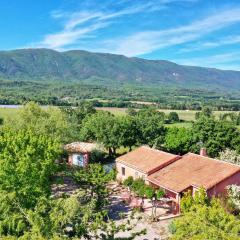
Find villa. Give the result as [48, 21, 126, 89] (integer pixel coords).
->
[116, 146, 181, 182]
[116, 146, 240, 213]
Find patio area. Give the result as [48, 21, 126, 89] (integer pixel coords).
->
[107, 182, 180, 239]
[108, 182, 179, 220]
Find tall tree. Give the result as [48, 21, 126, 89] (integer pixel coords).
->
[164, 127, 193, 154]
[80, 111, 120, 156]
[7, 102, 71, 143]
[0, 128, 61, 236]
[168, 112, 180, 123]
[136, 108, 166, 148]
[195, 107, 213, 120]
[117, 116, 140, 150]
[219, 148, 240, 165]
[191, 116, 239, 157]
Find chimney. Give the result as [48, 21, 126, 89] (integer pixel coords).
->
[200, 148, 207, 157]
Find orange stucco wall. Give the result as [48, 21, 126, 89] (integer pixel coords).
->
[116, 162, 147, 183]
[207, 171, 240, 197]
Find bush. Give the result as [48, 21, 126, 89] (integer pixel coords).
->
[123, 176, 134, 187]
[180, 191, 194, 213]
[124, 178, 163, 200]
[227, 185, 240, 213]
[180, 188, 208, 213]
[168, 221, 177, 234]
[156, 189, 165, 200]
[171, 198, 240, 239]
[131, 178, 145, 196]
[90, 150, 106, 163]
[144, 185, 155, 199]
[168, 112, 180, 123]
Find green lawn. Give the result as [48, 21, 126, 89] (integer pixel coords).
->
[0, 108, 20, 121]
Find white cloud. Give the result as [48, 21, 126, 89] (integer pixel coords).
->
[174, 52, 240, 69]
[34, 1, 168, 49]
[180, 35, 240, 52]
[32, 0, 240, 61]
[33, 0, 195, 50]
[103, 7, 240, 56]
[38, 22, 110, 49]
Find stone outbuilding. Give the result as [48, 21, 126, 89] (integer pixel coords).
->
[64, 142, 98, 167]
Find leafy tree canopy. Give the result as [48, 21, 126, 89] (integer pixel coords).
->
[165, 127, 193, 154]
[192, 116, 239, 157]
[6, 102, 72, 143]
[171, 188, 240, 240]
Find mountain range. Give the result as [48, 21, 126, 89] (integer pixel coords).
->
[0, 48, 240, 92]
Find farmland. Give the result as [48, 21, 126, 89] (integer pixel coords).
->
[96, 107, 238, 121]
[0, 107, 20, 121]
[1, 106, 239, 129]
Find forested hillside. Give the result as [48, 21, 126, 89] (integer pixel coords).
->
[0, 48, 240, 109]
[1, 48, 240, 90]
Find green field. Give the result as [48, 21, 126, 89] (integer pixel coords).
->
[0, 107, 239, 129]
[96, 107, 239, 121]
[0, 108, 20, 121]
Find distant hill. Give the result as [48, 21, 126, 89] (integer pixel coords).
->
[0, 48, 240, 91]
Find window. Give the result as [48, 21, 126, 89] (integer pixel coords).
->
[142, 175, 145, 180]
[122, 167, 125, 176]
[135, 171, 138, 178]
[73, 154, 84, 167]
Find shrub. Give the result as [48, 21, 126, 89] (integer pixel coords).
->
[180, 188, 208, 213]
[156, 189, 165, 200]
[123, 176, 134, 187]
[227, 185, 240, 213]
[168, 112, 180, 123]
[131, 178, 145, 196]
[168, 221, 177, 234]
[90, 150, 107, 163]
[180, 191, 194, 213]
[144, 185, 155, 199]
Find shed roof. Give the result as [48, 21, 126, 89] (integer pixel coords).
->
[148, 153, 240, 193]
[64, 142, 98, 153]
[116, 146, 180, 174]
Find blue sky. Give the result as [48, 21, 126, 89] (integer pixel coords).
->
[1, 0, 240, 70]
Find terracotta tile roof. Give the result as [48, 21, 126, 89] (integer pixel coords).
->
[64, 142, 98, 153]
[116, 146, 180, 174]
[148, 153, 240, 193]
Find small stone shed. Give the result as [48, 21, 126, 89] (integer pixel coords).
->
[64, 142, 98, 167]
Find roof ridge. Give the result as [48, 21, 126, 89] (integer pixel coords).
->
[142, 145, 177, 156]
[186, 152, 240, 169]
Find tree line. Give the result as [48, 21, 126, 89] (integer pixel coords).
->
[2, 102, 239, 158]
[74, 105, 240, 158]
